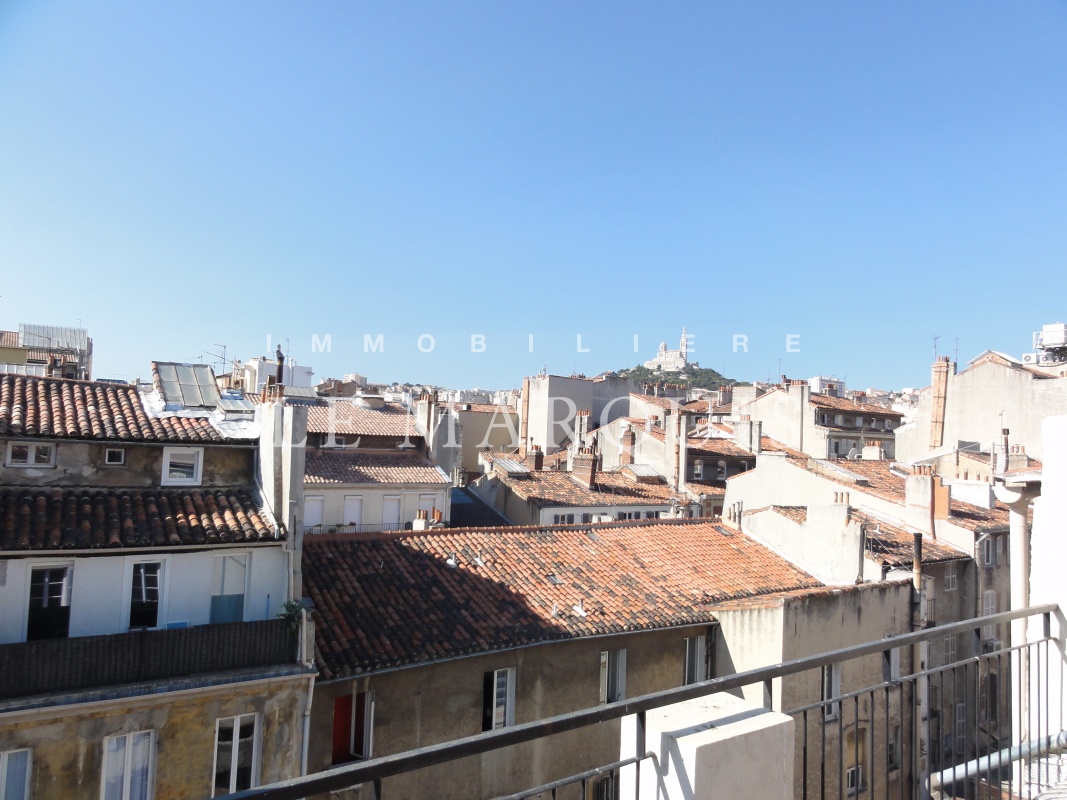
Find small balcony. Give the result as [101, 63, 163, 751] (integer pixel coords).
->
[0, 619, 298, 701]
[303, 522, 407, 535]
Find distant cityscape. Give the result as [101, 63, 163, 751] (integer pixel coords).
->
[0, 318, 1065, 799]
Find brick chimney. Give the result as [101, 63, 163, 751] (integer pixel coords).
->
[620, 426, 636, 465]
[928, 356, 952, 449]
[523, 444, 544, 471]
[571, 447, 598, 490]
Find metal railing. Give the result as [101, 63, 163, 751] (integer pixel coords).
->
[302, 522, 407, 535]
[222, 605, 1065, 800]
[0, 620, 298, 700]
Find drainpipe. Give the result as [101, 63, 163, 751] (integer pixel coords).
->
[913, 519, 929, 794]
[300, 606, 317, 778]
[993, 479, 1041, 788]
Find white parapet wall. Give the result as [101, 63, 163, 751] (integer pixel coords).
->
[620, 693, 794, 800]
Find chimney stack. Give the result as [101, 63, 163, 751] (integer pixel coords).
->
[571, 447, 597, 490]
[275, 346, 285, 386]
[928, 356, 952, 449]
[523, 444, 544, 471]
[620, 426, 636, 465]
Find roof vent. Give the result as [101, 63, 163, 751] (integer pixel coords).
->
[572, 599, 588, 617]
[445, 553, 458, 568]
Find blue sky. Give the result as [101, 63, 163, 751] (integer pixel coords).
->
[1, 2, 1065, 392]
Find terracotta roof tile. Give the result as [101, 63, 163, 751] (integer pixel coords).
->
[306, 400, 420, 438]
[495, 469, 677, 508]
[0, 487, 277, 551]
[0, 374, 223, 443]
[807, 392, 904, 418]
[305, 450, 449, 485]
[302, 519, 822, 679]
[850, 509, 967, 566]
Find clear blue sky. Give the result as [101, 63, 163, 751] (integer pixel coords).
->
[2, 2, 1065, 391]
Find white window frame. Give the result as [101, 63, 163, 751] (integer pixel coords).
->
[944, 562, 957, 592]
[485, 667, 516, 730]
[944, 633, 957, 664]
[0, 748, 32, 800]
[303, 495, 325, 531]
[691, 460, 704, 480]
[982, 537, 996, 567]
[955, 702, 967, 753]
[212, 713, 260, 796]
[342, 495, 364, 527]
[683, 634, 706, 685]
[5, 441, 55, 468]
[104, 447, 126, 467]
[348, 690, 375, 760]
[599, 648, 627, 704]
[845, 764, 865, 796]
[982, 590, 998, 640]
[126, 558, 167, 631]
[161, 446, 203, 487]
[101, 730, 155, 800]
[210, 553, 250, 624]
[25, 561, 74, 641]
[822, 664, 842, 721]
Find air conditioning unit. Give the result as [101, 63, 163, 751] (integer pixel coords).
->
[1038, 353, 1062, 365]
[1021, 353, 1038, 364]
[982, 638, 1003, 654]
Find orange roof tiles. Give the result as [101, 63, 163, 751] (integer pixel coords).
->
[0, 487, 276, 551]
[849, 509, 967, 566]
[302, 519, 822, 679]
[496, 469, 677, 508]
[306, 400, 420, 438]
[807, 393, 903, 417]
[305, 450, 449, 485]
[0, 374, 224, 443]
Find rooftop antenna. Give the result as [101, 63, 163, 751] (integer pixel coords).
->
[933, 335, 940, 360]
[206, 344, 228, 375]
[954, 338, 959, 365]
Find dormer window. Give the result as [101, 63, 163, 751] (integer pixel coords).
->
[6, 442, 55, 467]
[161, 447, 203, 486]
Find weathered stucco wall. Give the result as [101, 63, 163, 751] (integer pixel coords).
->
[307, 625, 708, 800]
[0, 675, 308, 800]
[0, 440, 254, 488]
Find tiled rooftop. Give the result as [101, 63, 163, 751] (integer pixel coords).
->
[494, 469, 677, 508]
[439, 403, 516, 415]
[0, 374, 224, 443]
[302, 518, 822, 679]
[305, 450, 450, 485]
[807, 392, 904, 417]
[0, 487, 276, 550]
[849, 509, 967, 566]
[306, 400, 420, 438]
[799, 458, 1012, 531]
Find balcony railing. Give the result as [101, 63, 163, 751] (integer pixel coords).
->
[0, 619, 298, 701]
[303, 522, 408, 535]
[221, 605, 1066, 800]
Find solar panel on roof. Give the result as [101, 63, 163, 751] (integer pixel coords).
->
[217, 396, 256, 413]
[155, 362, 224, 408]
[494, 459, 530, 474]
